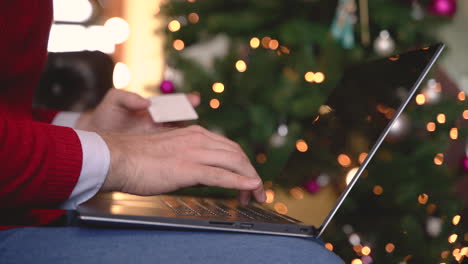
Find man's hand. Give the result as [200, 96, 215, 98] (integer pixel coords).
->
[99, 125, 266, 205]
[75, 89, 200, 133]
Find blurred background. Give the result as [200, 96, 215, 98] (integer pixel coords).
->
[37, 0, 467, 263]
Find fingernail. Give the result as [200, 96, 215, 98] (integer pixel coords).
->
[246, 178, 261, 188]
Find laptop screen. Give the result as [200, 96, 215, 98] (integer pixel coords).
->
[272, 44, 444, 229]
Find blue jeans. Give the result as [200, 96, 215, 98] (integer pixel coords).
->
[0, 226, 343, 263]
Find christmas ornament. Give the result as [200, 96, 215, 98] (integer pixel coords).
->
[373, 30, 395, 56]
[428, 0, 457, 17]
[160, 80, 175, 94]
[411, 1, 425, 20]
[330, 0, 357, 49]
[426, 217, 443, 237]
[270, 133, 287, 148]
[304, 179, 321, 193]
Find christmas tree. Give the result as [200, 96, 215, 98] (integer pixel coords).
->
[160, 0, 467, 263]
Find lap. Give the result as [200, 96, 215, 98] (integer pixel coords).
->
[0, 226, 343, 264]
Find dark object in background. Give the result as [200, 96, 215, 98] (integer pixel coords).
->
[34, 51, 114, 112]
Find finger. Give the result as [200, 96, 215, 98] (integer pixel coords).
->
[188, 165, 262, 191]
[186, 93, 200, 108]
[238, 190, 251, 205]
[252, 185, 266, 203]
[110, 89, 151, 111]
[184, 125, 243, 151]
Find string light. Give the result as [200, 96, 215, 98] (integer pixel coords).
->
[463, 110, 468, 119]
[188, 12, 199, 24]
[458, 91, 466, 101]
[353, 244, 363, 253]
[274, 202, 288, 214]
[168, 20, 181, 32]
[351, 259, 362, 264]
[452, 215, 461, 225]
[426, 203, 437, 214]
[434, 153, 444, 165]
[441, 250, 450, 258]
[436, 113, 446, 124]
[173, 39, 185, 50]
[450, 128, 458, 140]
[359, 153, 368, 164]
[104, 17, 130, 44]
[426, 122, 436, 132]
[448, 234, 458, 243]
[296, 139, 308, 152]
[113, 62, 131, 89]
[324, 243, 334, 251]
[261, 37, 271, 49]
[418, 193, 429, 204]
[305, 72, 315, 83]
[212, 82, 225, 93]
[209, 98, 220, 109]
[235, 60, 247, 72]
[256, 153, 267, 164]
[415, 94, 426, 105]
[314, 72, 325, 83]
[279, 46, 290, 54]
[346, 167, 359, 185]
[337, 154, 352, 167]
[361, 246, 371, 256]
[269, 39, 279, 50]
[385, 243, 395, 253]
[373, 185, 384, 195]
[250, 37, 260, 49]
[265, 189, 275, 203]
[290, 187, 304, 199]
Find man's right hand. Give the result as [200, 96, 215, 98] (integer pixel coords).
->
[99, 125, 266, 205]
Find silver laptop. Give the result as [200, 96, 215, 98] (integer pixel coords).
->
[77, 43, 445, 238]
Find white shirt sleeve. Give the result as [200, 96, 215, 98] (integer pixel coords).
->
[52, 112, 110, 210]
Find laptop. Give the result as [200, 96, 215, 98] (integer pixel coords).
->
[77, 43, 445, 238]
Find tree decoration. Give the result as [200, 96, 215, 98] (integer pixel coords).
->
[331, 0, 358, 49]
[373, 30, 395, 56]
[428, 0, 457, 17]
[304, 179, 321, 193]
[159, 80, 175, 94]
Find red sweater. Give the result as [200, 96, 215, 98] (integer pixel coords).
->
[0, 0, 82, 227]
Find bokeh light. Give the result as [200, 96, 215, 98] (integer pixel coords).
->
[385, 243, 395, 253]
[173, 39, 185, 50]
[269, 39, 279, 50]
[373, 185, 384, 195]
[296, 139, 308, 152]
[188, 12, 199, 23]
[434, 153, 444, 165]
[426, 122, 436, 132]
[212, 82, 225, 93]
[274, 202, 288, 214]
[265, 189, 275, 204]
[209, 98, 220, 109]
[168, 20, 181, 32]
[337, 154, 352, 167]
[305, 72, 315, 83]
[458, 91, 466, 101]
[450, 128, 458, 140]
[113, 62, 131, 89]
[250, 37, 260, 49]
[314, 72, 325, 83]
[415, 94, 426, 105]
[235, 60, 247, 72]
[418, 193, 429, 204]
[452, 215, 461, 225]
[436, 113, 446, 124]
[359, 153, 368, 164]
[448, 234, 458, 243]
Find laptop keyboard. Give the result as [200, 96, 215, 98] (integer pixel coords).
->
[161, 197, 283, 222]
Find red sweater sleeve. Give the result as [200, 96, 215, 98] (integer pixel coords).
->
[32, 108, 60, 124]
[0, 117, 82, 208]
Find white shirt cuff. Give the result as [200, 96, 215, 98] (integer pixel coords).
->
[52, 112, 81, 128]
[60, 130, 110, 210]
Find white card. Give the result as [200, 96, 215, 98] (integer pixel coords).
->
[148, 93, 198, 123]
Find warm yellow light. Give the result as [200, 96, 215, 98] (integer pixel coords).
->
[460, 247, 468, 256]
[448, 234, 458, 243]
[452, 215, 461, 225]
[274, 202, 288, 214]
[188, 13, 199, 24]
[235, 60, 247, 72]
[427, 122, 436, 132]
[418, 193, 429, 205]
[168, 20, 181, 32]
[436, 113, 446, 124]
[351, 259, 363, 264]
[296, 139, 308, 152]
[256, 153, 267, 164]
[209, 98, 220, 109]
[385, 243, 395, 253]
[427, 203, 437, 214]
[373, 185, 384, 195]
[261, 37, 271, 49]
[337, 154, 352, 167]
[113, 62, 131, 89]
[346, 167, 359, 185]
[269, 39, 279, 50]
[290, 187, 304, 200]
[314, 72, 325, 83]
[415, 94, 426, 105]
[450, 128, 458, 140]
[305, 72, 315, 83]
[319, 105, 333, 115]
[279, 46, 290, 54]
[441, 250, 450, 258]
[212, 82, 225, 93]
[458, 91, 466, 101]
[353, 244, 363, 253]
[265, 189, 275, 204]
[434, 153, 444, 165]
[359, 153, 368, 164]
[250, 37, 260, 49]
[187, 0, 196, 2]
[324, 243, 334, 251]
[173, 39, 185, 51]
[104, 17, 130, 44]
[361, 246, 371, 256]
[463, 110, 468, 119]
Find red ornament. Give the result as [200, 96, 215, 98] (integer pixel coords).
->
[428, 0, 457, 17]
[160, 80, 175, 94]
[304, 179, 320, 193]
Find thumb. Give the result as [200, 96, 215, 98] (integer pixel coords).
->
[114, 90, 151, 111]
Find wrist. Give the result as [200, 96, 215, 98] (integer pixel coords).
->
[75, 111, 93, 131]
[98, 132, 127, 193]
